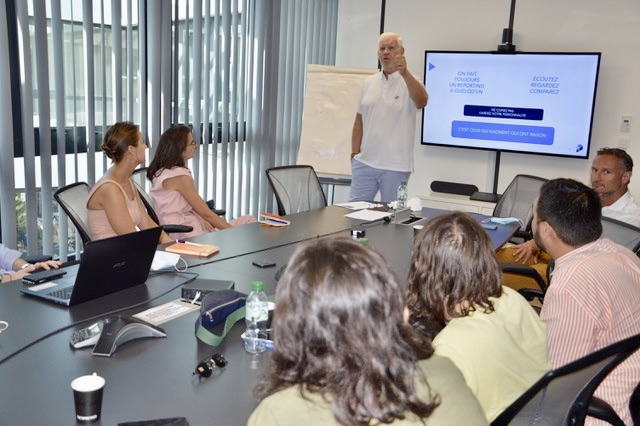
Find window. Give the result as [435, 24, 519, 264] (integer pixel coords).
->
[2, 0, 337, 260]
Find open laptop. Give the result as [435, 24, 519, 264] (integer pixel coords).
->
[20, 227, 161, 306]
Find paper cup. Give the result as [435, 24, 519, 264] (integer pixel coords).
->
[70, 373, 105, 423]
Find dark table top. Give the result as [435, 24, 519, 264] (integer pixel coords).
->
[0, 205, 517, 425]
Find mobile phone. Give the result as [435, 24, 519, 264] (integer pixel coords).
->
[481, 223, 498, 231]
[252, 259, 276, 268]
[22, 269, 67, 285]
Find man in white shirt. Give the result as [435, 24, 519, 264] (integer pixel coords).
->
[593, 147, 640, 227]
[349, 32, 428, 203]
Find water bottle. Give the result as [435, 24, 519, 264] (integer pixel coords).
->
[396, 180, 408, 209]
[244, 281, 269, 354]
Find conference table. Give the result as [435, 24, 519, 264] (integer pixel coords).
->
[0, 205, 517, 425]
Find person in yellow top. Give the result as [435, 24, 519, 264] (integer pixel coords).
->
[406, 212, 550, 422]
[249, 237, 488, 426]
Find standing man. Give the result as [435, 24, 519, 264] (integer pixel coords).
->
[532, 178, 640, 425]
[349, 32, 428, 203]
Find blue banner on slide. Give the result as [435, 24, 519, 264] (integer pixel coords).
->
[464, 105, 544, 121]
[451, 120, 554, 145]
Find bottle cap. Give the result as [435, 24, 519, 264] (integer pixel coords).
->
[252, 281, 264, 291]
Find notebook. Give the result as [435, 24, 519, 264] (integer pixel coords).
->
[20, 227, 161, 306]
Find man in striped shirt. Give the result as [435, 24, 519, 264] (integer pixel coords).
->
[532, 178, 640, 425]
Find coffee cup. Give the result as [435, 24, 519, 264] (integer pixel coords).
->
[70, 373, 105, 423]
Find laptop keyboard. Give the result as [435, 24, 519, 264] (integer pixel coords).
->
[47, 287, 73, 300]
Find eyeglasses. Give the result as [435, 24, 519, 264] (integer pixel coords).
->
[188, 141, 197, 147]
[192, 353, 227, 378]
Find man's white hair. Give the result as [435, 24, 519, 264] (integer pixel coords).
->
[378, 32, 403, 47]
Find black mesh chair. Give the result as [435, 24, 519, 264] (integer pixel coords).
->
[54, 182, 93, 245]
[601, 216, 640, 255]
[265, 165, 327, 216]
[493, 174, 548, 241]
[496, 175, 549, 294]
[491, 332, 640, 426]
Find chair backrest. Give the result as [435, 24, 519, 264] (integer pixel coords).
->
[54, 182, 92, 245]
[601, 216, 640, 254]
[131, 167, 161, 223]
[131, 166, 151, 194]
[491, 332, 640, 426]
[493, 174, 548, 232]
[265, 165, 327, 216]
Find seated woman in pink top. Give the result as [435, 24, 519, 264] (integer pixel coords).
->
[87, 121, 173, 244]
[146, 125, 256, 239]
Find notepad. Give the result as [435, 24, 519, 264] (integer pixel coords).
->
[259, 212, 291, 227]
[165, 242, 220, 257]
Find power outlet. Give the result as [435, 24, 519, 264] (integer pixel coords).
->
[620, 115, 632, 133]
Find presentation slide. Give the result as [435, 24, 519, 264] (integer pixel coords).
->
[421, 52, 600, 158]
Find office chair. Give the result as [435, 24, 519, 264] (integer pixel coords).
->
[54, 182, 93, 245]
[493, 174, 548, 242]
[491, 332, 640, 426]
[601, 216, 640, 255]
[496, 175, 549, 295]
[265, 165, 327, 216]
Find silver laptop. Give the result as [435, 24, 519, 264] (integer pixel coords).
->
[20, 227, 161, 306]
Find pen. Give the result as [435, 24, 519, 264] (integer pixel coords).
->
[266, 217, 289, 225]
[176, 239, 204, 247]
[261, 213, 289, 224]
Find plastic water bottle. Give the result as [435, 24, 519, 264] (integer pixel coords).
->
[396, 180, 408, 209]
[244, 281, 269, 354]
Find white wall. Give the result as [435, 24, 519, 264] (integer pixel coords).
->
[336, 0, 640, 200]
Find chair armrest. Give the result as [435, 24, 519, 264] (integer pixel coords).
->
[517, 288, 544, 301]
[512, 229, 532, 240]
[160, 225, 194, 234]
[22, 254, 54, 263]
[500, 263, 548, 293]
[206, 200, 226, 217]
[587, 397, 625, 426]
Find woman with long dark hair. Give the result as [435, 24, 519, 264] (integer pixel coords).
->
[406, 212, 550, 422]
[146, 124, 255, 239]
[249, 237, 488, 426]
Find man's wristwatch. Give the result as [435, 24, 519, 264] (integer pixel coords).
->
[20, 263, 32, 270]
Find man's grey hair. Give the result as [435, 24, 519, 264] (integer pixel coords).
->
[379, 32, 403, 47]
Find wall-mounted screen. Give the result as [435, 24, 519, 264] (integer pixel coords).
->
[421, 51, 601, 159]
